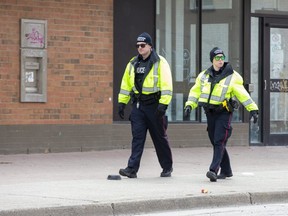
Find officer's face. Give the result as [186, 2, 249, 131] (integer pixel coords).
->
[212, 54, 225, 71]
[136, 43, 152, 59]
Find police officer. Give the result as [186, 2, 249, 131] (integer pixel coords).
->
[184, 47, 259, 182]
[118, 32, 173, 178]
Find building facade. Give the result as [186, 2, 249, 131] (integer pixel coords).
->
[0, 0, 287, 154]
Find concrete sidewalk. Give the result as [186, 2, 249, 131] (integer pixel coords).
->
[0, 146, 288, 216]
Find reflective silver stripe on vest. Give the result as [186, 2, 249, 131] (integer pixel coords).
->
[242, 98, 254, 107]
[129, 63, 133, 76]
[153, 61, 159, 92]
[200, 72, 208, 92]
[219, 74, 233, 102]
[141, 61, 160, 93]
[210, 95, 221, 102]
[188, 96, 198, 103]
[142, 87, 160, 92]
[200, 73, 233, 103]
[129, 58, 137, 76]
[200, 93, 209, 99]
[161, 90, 172, 96]
[119, 89, 131, 96]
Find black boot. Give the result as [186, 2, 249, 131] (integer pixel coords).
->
[160, 168, 173, 177]
[119, 167, 137, 178]
[206, 171, 217, 182]
[217, 173, 233, 179]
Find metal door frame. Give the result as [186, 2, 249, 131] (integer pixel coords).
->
[262, 17, 288, 145]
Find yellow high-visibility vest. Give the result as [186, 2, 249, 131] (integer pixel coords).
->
[118, 55, 173, 105]
[185, 67, 258, 112]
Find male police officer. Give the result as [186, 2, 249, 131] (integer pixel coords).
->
[118, 32, 173, 178]
[184, 47, 259, 182]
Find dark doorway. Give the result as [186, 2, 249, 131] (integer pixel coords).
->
[113, 0, 156, 121]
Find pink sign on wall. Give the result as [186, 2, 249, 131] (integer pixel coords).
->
[21, 19, 47, 49]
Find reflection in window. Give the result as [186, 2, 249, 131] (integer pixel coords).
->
[269, 28, 288, 135]
[156, 0, 243, 122]
[270, 93, 288, 134]
[251, 0, 288, 13]
[190, 0, 232, 10]
[250, 17, 261, 143]
[202, 24, 229, 70]
[270, 28, 288, 79]
[201, 0, 242, 122]
[156, 0, 198, 122]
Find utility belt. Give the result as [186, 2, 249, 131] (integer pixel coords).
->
[202, 104, 226, 114]
[201, 98, 239, 114]
[131, 91, 161, 105]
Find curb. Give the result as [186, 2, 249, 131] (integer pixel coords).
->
[1, 191, 288, 216]
[0, 204, 113, 216]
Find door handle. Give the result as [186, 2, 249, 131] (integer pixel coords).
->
[264, 80, 266, 90]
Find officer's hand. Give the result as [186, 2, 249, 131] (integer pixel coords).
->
[184, 106, 192, 117]
[249, 110, 258, 124]
[118, 103, 126, 119]
[156, 104, 167, 117]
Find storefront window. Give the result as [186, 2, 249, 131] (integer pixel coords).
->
[156, 0, 198, 122]
[269, 28, 288, 135]
[250, 17, 261, 143]
[156, 0, 243, 122]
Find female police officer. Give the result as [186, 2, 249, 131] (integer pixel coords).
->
[184, 47, 259, 182]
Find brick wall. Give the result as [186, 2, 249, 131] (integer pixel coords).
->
[0, 1, 251, 154]
[0, 0, 113, 125]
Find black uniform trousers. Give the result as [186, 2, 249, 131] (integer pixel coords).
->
[206, 110, 233, 175]
[127, 102, 173, 173]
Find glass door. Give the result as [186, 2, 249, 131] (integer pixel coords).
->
[263, 18, 288, 145]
